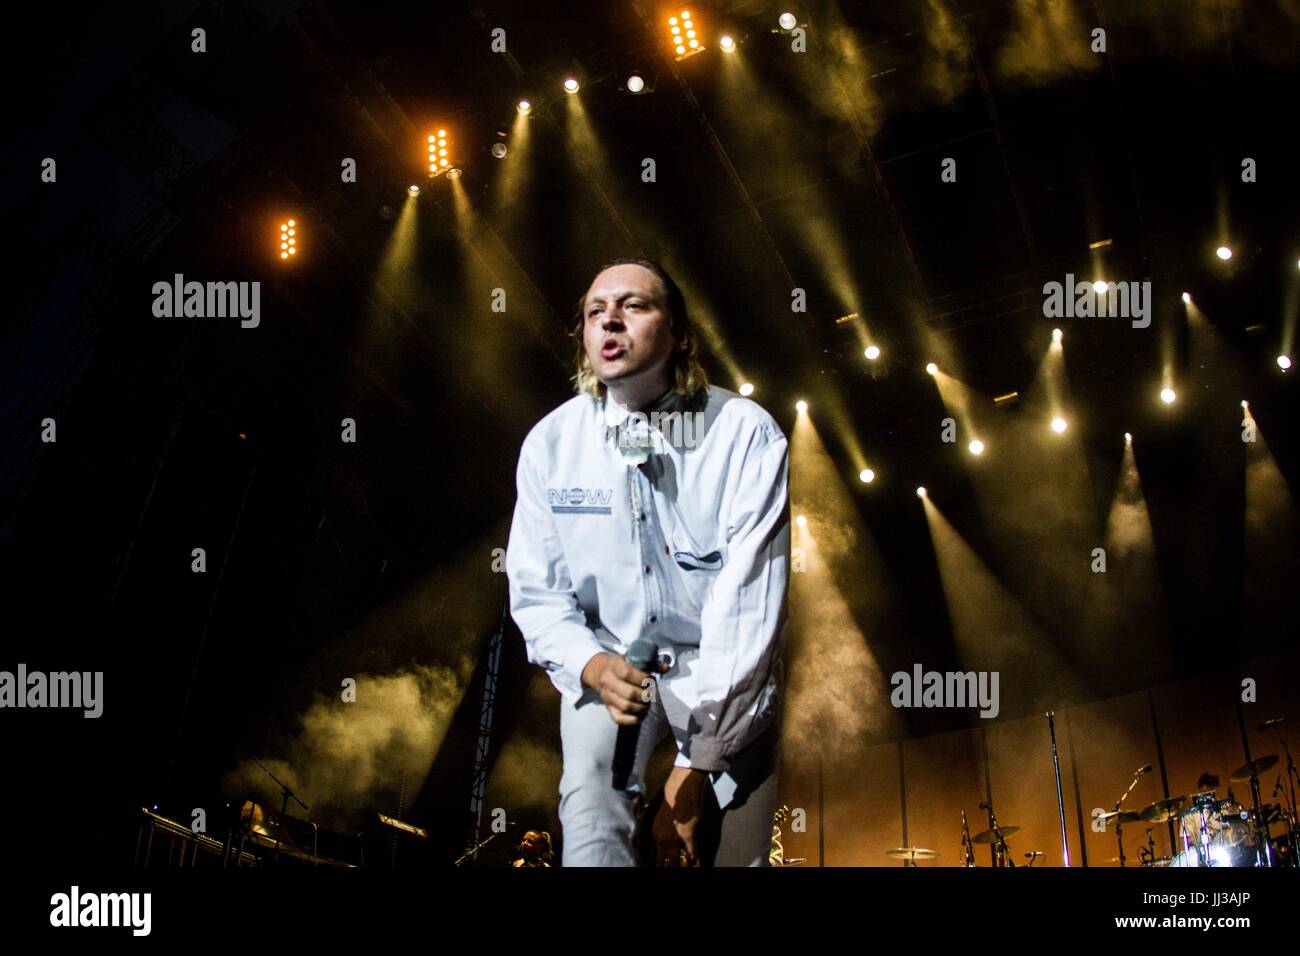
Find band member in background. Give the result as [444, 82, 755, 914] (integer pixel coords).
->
[507, 258, 790, 866]
[512, 830, 555, 868]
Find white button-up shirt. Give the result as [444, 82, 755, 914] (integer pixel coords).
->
[506, 384, 790, 773]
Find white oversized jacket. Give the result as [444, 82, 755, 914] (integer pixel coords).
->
[506, 384, 790, 773]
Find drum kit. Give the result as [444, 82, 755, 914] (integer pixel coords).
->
[1123, 754, 1296, 868]
[881, 718, 1299, 868]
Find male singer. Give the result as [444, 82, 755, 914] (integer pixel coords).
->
[506, 258, 790, 866]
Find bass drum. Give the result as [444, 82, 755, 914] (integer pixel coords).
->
[1170, 840, 1255, 867]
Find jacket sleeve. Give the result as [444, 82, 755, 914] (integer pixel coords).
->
[505, 435, 608, 704]
[672, 420, 790, 772]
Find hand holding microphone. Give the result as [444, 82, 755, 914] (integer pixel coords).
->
[582, 643, 669, 728]
[582, 638, 669, 792]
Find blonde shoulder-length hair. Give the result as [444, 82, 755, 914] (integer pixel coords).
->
[570, 257, 709, 402]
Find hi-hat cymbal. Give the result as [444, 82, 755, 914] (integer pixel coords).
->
[971, 826, 1020, 844]
[1140, 796, 1187, 823]
[1229, 755, 1278, 782]
[886, 846, 939, 861]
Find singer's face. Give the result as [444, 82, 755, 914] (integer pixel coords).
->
[582, 264, 680, 389]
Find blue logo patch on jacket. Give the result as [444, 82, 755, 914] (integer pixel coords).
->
[548, 487, 613, 514]
[673, 550, 723, 571]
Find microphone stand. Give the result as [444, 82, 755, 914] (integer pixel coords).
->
[1046, 711, 1071, 867]
[454, 831, 502, 866]
[1111, 769, 1145, 869]
[248, 755, 309, 868]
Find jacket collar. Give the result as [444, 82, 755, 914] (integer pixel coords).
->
[601, 384, 687, 429]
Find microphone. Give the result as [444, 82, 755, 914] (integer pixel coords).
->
[1259, 718, 1285, 731]
[611, 636, 658, 792]
[1136, 764, 1153, 775]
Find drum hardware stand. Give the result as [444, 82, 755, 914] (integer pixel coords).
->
[1244, 766, 1274, 868]
[981, 800, 1015, 868]
[1188, 795, 1215, 868]
[960, 810, 975, 867]
[1235, 701, 1276, 867]
[1046, 711, 1071, 866]
[1138, 827, 1158, 867]
[1266, 722, 1299, 865]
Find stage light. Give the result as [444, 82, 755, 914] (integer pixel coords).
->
[916, 486, 927, 498]
[1279, 355, 1293, 371]
[517, 100, 531, 114]
[668, 11, 703, 58]
[720, 35, 735, 51]
[1160, 387, 1176, 404]
[427, 129, 453, 176]
[859, 468, 875, 483]
[1092, 279, 1107, 294]
[1124, 432, 1132, 445]
[795, 514, 807, 528]
[925, 362, 938, 375]
[446, 167, 462, 180]
[779, 12, 797, 30]
[491, 142, 508, 159]
[796, 400, 808, 413]
[1216, 246, 1232, 260]
[278, 220, 297, 259]
[1181, 292, 1191, 304]
[1052, 327, 1063, 344]
[1051, 417, 1067, 433]
[563, 77, 579, 93]
[626, 73, 645, 93]
[864, 345, 880, 360]
[407, 185, 420, 196]
[739, 382, 754, 396]
[968, 439, 984, 456]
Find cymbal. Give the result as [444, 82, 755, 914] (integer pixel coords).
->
[886, 846, 940, 861]
[1229, 755, 1278, 782]
[971, 826, 1019, 844]
[1140, 796, 1187, 823]
[1099, 810, 1142, 826]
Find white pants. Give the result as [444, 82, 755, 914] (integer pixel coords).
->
[557, 663, 779, 867]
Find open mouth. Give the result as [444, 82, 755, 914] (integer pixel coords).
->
[601, 339, 626, 359]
